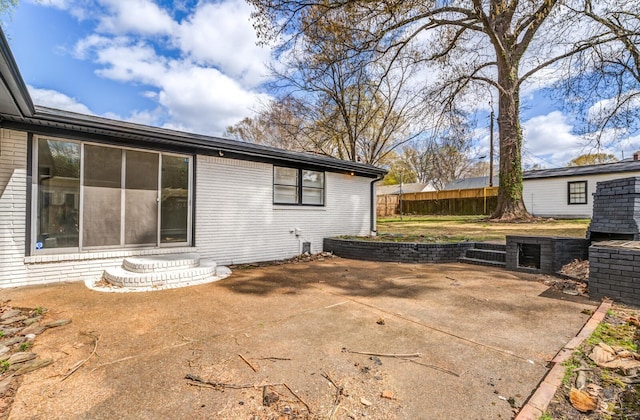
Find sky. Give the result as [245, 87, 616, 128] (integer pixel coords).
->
[3, 0, 640, 169]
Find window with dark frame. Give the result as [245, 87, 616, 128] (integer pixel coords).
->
[273, 166, 325, 206]
[33, 136, 192, 253]
[568, 181, 587, 205]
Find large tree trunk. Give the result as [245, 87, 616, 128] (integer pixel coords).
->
[491, 64, 531, 221]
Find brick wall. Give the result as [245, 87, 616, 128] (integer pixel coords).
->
[0, 129, 29, 287]
[505, 236, 589, 274]
[1, 128, 377, 287]
[588, 176, 640, 240]
[589, 242, 640, 307]
[196, 156, 373, 265]
[323, 238, 474, 263]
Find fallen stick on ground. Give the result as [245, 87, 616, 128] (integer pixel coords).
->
[282, 382, 312, 413]
[185, 374, 269, 389]
[259, 357, 291, 361]
[185, 374, 313, 413]
[322, 371, 344, 420]
[61, 333, 100, 382]
[402, 358, 460, 377]
[343, 348, 421, 358]
[321, 371, 343, 396]
[238, 353, 258, 372]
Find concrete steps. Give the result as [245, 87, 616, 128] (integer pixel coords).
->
[104, 253, 228, 288]
[459, 243, 506, 268]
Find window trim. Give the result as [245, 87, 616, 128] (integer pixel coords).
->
[273, 166, 325, 206]
[567, 180, 588, 205]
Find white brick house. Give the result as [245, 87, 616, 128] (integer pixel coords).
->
[0, 32, 385, 288]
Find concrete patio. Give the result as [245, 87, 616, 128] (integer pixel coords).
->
[2, 258, 595, 419]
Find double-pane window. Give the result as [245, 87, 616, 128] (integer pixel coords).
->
[568, 181, 587, 205]
[274, 167, 324, 206]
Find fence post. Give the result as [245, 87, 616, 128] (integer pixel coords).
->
[483, 187, 487, 214]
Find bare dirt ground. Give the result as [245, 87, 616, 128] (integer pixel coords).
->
[1, 258, 595, 419]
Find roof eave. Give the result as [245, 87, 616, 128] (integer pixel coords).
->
[19, 107, 386, 178]
[0, 29, 34, 117]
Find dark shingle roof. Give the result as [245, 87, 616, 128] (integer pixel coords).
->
[376, 183, 433, 195]
[523, 161, 640, 179]
[443, 176, 499, 190]
[0, 29, 385, 178]
[1, 106, 385, 177]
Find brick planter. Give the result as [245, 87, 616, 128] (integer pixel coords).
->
[505, 236, 589, 275]
[323, 238, 474, 264]
[589, 241, 640, 307]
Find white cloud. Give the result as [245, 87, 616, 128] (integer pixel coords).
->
[96, 0, 175, 35]
[45, 0, 275, 135]
[157, 66, 271, 134]
[520, 110, 640, 167]
[28, 85, 93, 114]
[587, 90, 640, 122]
[30, 0, 74, 9]
[72, 33, 271, 135]
[175, 0, 270, 87]
[94, 42, 168, 85]
[522, 111, 585, 166]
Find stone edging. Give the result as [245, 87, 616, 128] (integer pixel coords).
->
[515, 300, 612, 420]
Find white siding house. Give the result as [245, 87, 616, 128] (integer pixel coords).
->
[0, 31, 385, 288]
[523, 162, 640, 218]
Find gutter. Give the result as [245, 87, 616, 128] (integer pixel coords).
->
[370, 174, 385, 234]
[4, 111, 386, 178]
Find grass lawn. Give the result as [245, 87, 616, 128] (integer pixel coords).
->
[375, 215, 590, 242]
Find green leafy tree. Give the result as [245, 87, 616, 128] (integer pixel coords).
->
[382, 151, 417, 185]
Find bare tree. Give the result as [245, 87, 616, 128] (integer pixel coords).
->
[261, 5, 427, 165]
[560, 0, 640, 142]
[405, 109, 479, 190]
[567, 152, 618, 166]
[249, 0, 632, 220]
[224, 97, 310, 151]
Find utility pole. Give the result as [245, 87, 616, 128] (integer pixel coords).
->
[489, 107, 494, 187]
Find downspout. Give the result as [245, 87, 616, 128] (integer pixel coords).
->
[370, 174, 384, 235]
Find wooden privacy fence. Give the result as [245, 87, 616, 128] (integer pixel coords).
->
[377, 186, 499, 216]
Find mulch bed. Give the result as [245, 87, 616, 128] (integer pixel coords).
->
[544, 305, 640, 419]
[0, 302, 71, 420]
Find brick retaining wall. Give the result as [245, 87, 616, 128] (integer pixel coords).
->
[589, 241, 640, 307]
[323, 238, 474, 263]
[505, 236, 589, 274]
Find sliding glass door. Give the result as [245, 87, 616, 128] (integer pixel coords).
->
[125, 150, 159, 246]
[83, 145, 122, 247]
[34, 137, 192, 253]
[36, 139, 80, 250]
[161, 155, 189, 243]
